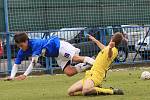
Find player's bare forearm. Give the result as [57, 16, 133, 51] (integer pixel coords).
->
[88, 34, 105, 50]
[108, 48, 113, 58]
[94, 40, 105, 50]
[108, 41, 115, 58]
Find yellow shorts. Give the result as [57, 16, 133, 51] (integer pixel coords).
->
[82, 70, 106, 86]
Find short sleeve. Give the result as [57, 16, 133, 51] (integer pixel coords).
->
[32, 49, 41, 57]
[15, 50, 24, 64]
[32, 42, 42, 57]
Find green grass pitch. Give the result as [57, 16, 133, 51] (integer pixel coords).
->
[1, 68, 150, 100]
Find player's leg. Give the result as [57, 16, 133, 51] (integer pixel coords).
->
[82, 79, 95, 95]
[72, 54, 95, 66]
[59, 40, 95, 65]
[56, 41, 95, 76]
[72, 55, 95, 72]
[67, 71, 110, 96]
[81, 69, 112, 95]
[58, 60, 89, 76]
[56, 59, 86, 77]
[81, 71, 124, 95]
[68, 80, 83, 96]
[67, 70, 95, 96]
[84, 87, 124, 95]
[82, 79, 122, 95]
[63, 64, 77, 77]
[63, 62, 96, 76]
[94, 87, 124, 95]
[63, 63, 91, 76]
[92, 87, 114, 95]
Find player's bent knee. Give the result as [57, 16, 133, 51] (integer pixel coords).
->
[64, 66, 77, 77]
[65, 72, 75, 77]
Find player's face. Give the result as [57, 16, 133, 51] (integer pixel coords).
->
[17, 41, 28, 51]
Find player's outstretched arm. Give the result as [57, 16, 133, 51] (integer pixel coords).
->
[88, 34, 105, 50]
[15, 56, 39, 80]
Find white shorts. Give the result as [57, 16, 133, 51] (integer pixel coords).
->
[55, 41, 80, 70]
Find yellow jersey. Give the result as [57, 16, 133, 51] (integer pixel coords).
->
[83, 46, 118, 86]
[91, 46, 118, 72]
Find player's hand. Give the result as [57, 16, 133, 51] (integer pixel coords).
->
[4, 76, 14, 81]
[15, 75, 27, 80]
[87, 34, 97, 42]
[109, 41, 115, 49]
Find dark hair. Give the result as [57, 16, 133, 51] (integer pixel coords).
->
[111, 32, 123, 47]
[14, 32, 29, 44]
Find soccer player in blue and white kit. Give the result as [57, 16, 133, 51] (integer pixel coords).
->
[7, 32, 95, 80]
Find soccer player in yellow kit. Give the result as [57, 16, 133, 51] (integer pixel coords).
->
[68, 32, 124, 96]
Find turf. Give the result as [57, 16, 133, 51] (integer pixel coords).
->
[1, 68, 150, 100]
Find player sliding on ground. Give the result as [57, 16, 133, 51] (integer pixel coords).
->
[6, 32, 95, 80]
[68, 32, 124, 96]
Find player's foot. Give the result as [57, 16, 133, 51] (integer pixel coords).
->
[113, 88, 124, 95]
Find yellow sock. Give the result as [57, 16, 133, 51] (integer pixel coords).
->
[73, 91, 83, 96]
[94, 87, 113, 95]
